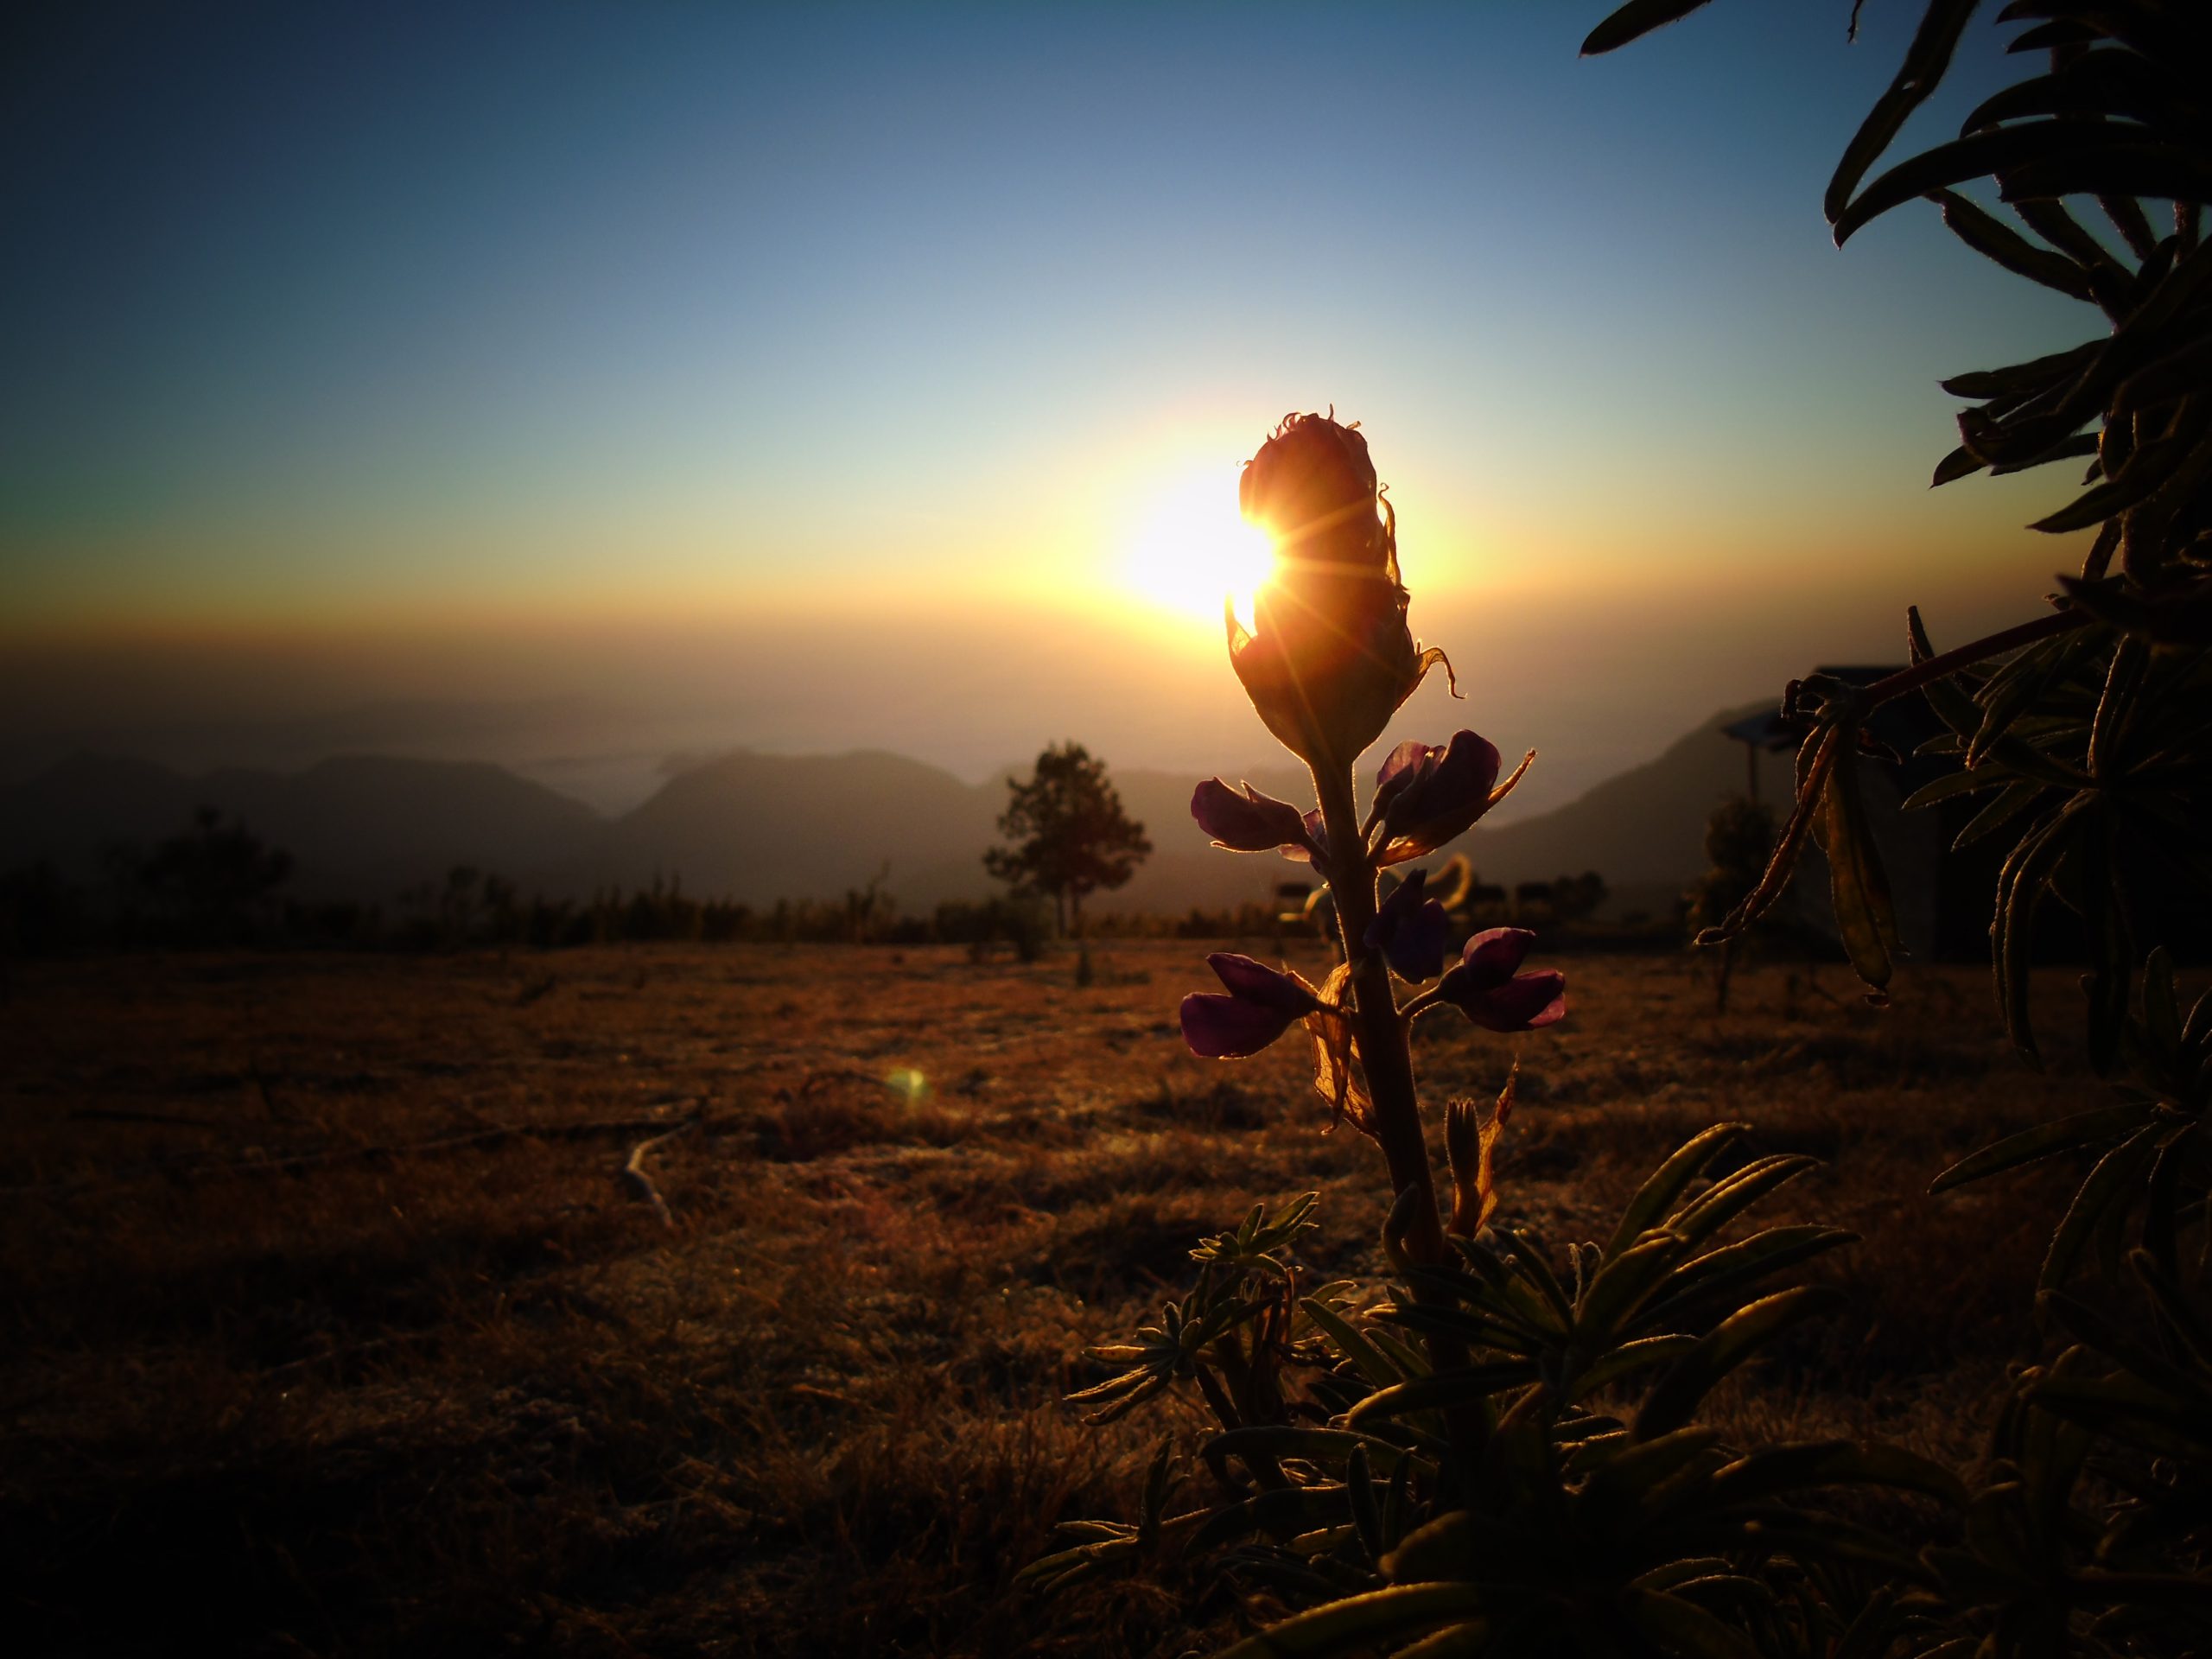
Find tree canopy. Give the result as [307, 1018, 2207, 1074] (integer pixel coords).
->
[983, 742, 1151, 934]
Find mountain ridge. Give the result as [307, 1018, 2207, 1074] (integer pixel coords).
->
[0, 707, 1777, 913]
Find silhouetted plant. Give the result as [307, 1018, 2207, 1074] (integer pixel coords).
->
[1584, 3, 2212, 1654]
[1039, 7, 2212, 1645]
[985, 741, 1153, 936]
[118, 808, 291, 945]
[1027, 414, 1961, 1655]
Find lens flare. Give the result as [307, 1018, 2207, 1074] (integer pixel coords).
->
[1123, 467, 1278, 627]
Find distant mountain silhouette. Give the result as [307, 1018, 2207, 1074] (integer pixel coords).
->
[579, 749, 1000, 904]
[1, 705, 1777, 915]
[0, 754, 601, 899]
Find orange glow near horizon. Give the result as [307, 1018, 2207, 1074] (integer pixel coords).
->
[1121, 465, 1278, 630]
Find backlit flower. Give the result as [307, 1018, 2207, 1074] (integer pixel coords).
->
[1434, 927, 1566, 1032]
[1363, 867, 1449, 982]
[1229, 413, 1452, 771]
[1190, 778, 1324, 862]
[1371, 730, 1532, 867]
[1179, 952, 1322, 1058]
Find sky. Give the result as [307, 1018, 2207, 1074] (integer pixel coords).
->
[0, 2, 2104, 815]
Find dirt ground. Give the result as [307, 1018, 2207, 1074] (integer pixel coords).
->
[0, 941, 2100, 1656]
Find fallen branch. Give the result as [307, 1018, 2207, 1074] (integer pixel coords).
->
[620, 1122, 696, 1230]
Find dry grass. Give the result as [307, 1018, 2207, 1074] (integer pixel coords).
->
[0, 942, 2097, 1656]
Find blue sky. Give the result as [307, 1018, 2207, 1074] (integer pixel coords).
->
[0, 2, 2105, 802]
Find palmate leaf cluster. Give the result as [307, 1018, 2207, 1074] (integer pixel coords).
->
[1033, 1129, 1974, 1657]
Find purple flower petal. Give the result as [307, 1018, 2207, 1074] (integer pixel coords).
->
[1374, 730, 1506, 866]
[1460, 971, 1567, 1033]
[1192, 779, 1318, 856]
[1208, 951, 1319, 1012]
[1364, 868, 1448, 982]
[1456, 927, 1536, 990]
[1180, 992, 1305, 1058]
[1179, 955, 1319, 1058]
[1371, 740, 1433, 817]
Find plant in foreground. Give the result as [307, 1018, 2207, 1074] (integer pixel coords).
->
[1039, 5, 2212, 1648]
[1029, 416, 1959, 1655]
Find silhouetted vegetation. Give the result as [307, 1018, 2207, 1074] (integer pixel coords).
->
[985, 741, 1153, 935]
[1038, 7, 2212, 1656]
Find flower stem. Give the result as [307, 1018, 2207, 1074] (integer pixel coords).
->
[1313, 754, 1481, 1487]
[1310, 761, 1450, 1267]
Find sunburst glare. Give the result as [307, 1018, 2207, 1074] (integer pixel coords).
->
[1122, 466, 1278, 628]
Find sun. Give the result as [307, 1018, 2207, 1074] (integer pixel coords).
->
[1122, 466, 1279, 626]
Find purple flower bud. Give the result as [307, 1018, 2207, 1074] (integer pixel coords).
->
[1373, 729, 1529, 867]
[1363, 868, 1449, 982]
[1227, 414, 1452, 772]
[1191, 778, 1323, 861]
[1179, 952, 1321, 1058]
[1434, 927, 1566, 1033]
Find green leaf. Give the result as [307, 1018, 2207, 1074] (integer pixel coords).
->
[1935, 189, 2098, 301]
[1301, 1296, 1405, 1391]
[1346, 1442, 1384, 1564]
[1205, 1426, 1419, 1478]
[1960, 49, 2175, 133]
[1214, 1583, 1492, 1659]
[1951, 779, 2049, 852]
[1929, 1103, 2149, 1192]
[1993, 804, 2079, 1059]
[1577, 1426, 1725, 1522]
[1900, 766, 2005, 810]
[1571, 1335, 1700, 1400]
[1604, 1124, 1749, 1259]
[1573, 1233, 1689, 1344]
[1907, 607, 1991, 740]
[2029, 434, 2203, 533]
[1669, 1154, 1820, 1245]
[2038, 1122, 2161, 1291]
[1580, 0, 1715, 57]
[1633, 1225, 1859, 1334]
[2038, 1290, 2200, 1397]
[1823, 0, 1982, 226]
[1624, 1587, 1761, 1659]
[1998, 146, 2212, 214]
[1346, 1363, 1544, 1427]
[1503, 1228, 1577, 1330]
[1707, 1440, 1967, 1509]
[1636, 1287, 1846, 1440]
[1834, 119, 2091, 246]
[1821, 753, 1898, 993]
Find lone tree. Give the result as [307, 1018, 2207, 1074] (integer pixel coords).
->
[984, 741, 1151, 936]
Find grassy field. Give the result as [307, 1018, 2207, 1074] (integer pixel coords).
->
[0, 941, 2099, 1656]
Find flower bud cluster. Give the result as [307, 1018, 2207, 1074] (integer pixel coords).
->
[1174, 411, 1567, 1084]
